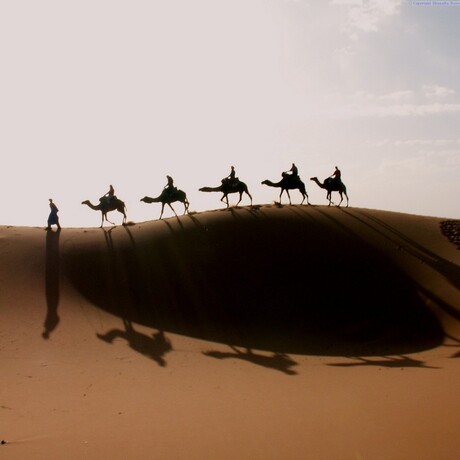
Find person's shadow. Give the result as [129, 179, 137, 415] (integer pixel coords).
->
[43, 229, 60, 339]
[203, 346, 298, 375]
[97, 319, 173, 367]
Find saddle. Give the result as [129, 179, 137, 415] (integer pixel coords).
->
[282, 172, 301, 185]
[99, 195, 117, 205]
[221, 177, 239, 189]
[325, 177, 341, 188]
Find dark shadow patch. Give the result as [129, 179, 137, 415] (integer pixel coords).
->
[43, 229, 60, 339]
[64, 211, 444, 356]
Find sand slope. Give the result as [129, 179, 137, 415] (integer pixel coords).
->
[1, 205, 459, 459]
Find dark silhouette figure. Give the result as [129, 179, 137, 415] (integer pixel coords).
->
[330, 166, 341, 183]
[310, 176, 349, 207]
[224, 165, 236, 184]
[82, 196, 127, 227]
[46, 199, 61, 231]
[103, 184, 115, 204]
[97, 320, 172, 367]
[141, 185, 190, 219]
[43, 229, 60, 339]
[262, 173, 310, 205]
[285, 163, 299, 178]
[199, 171, 253, 208]
[164, 175, 175, 190]
[203, 346, 298, 375]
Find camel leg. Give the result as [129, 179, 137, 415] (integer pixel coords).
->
[221, 194, 229, 208]
[236, 192, 242, 206]
[159, 203, 165, 219]
[338, 193, 343, 207]
[286, 190, 292, 205]
[168, 203, 177, 216]
[101, 212, 116, 227]
[246, 191, 253, 206]
[279, 190, 284, 204]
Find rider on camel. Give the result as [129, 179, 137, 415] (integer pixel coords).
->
[103, 185, 115, 204]
[222, 166, 237, 187]
[164, 175, 177, 196]
[284, 163, 299, 181]
[330, 166, 342, 185]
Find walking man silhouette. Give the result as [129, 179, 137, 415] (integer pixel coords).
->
[46, 199, 61, 231]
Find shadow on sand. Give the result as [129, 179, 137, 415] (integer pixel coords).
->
[43, 229, 60, 339]
[203, 346, 298, 375]
[63, 208, 445, 357]
[97, 319, 172, 367]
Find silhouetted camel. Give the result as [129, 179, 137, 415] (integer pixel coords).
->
[310, 177, 349, 207]
[140, 188, 190, 219]
[199, 179, 252, 208]
[261, 173, 310, 205]
[82, 198, 127, 227]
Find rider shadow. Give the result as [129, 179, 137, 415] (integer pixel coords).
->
[203, 346, 298, 375]
[43, 229, 60, 339]
[327, 355, 439, 369]
[97, 319, 173, 367]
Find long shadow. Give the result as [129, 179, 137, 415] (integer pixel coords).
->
[203, 346, 298, 375]
[64, 210, 445, 356]
[43, 229, 61, 339]
[327, 355, 439, 369]
[97, 319, 172, 367]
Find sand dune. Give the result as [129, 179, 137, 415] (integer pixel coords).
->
[1, 205, 459, 459]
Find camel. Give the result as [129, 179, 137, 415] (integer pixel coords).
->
[310, 177, 349, 207]
[81, 197, 127, 227]
[199, 179, 252, 208]
[261, 173, 310, 205]
[140, 188, 190, 219]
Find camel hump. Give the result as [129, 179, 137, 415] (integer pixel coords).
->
[221, 177, 239, 189]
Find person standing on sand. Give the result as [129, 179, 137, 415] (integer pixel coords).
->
[46, 199, 61, 230]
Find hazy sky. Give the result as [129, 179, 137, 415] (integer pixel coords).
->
[1, 0, 459, 227]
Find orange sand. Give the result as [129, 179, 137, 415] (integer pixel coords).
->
[1, 205, 459, 459]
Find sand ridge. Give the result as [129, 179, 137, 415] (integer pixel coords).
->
[1, 204, 459, 459]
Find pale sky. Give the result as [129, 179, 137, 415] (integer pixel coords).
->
[0, 0, 458, 227]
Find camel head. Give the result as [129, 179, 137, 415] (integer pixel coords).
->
[81, 200, 90, 205]
[140, 197, 148, 202]
[261, 180, 269, 185]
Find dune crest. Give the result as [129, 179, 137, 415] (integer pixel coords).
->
[1, 205, 460, 460]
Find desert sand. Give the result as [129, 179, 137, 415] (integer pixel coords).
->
[1, 204, 459, 460]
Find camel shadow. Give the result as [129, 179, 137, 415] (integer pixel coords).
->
[43, 229, 60, 339]
[327, 355, 439, 369]
[97, 319, 172, 367]
[203, 346, 298, 375]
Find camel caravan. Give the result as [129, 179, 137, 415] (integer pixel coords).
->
[81, 164, 349, 227]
